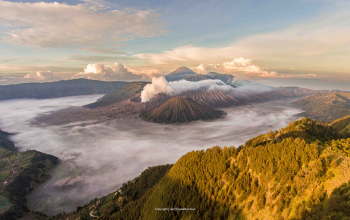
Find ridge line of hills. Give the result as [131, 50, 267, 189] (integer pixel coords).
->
[293, 93, 350, 121]
[0, 79, 130, 100]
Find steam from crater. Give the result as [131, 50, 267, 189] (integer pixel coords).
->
[141, 76, 233, 102]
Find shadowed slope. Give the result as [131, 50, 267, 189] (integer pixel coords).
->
[140, 97, 225, 123]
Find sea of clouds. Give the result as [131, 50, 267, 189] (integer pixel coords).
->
[0, 95, 302, 215]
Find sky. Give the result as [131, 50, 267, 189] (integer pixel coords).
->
[0, 0, 349, 90]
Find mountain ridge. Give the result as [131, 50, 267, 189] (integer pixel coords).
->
[0, 78, 130, 100]
[293, 92, 350, 121]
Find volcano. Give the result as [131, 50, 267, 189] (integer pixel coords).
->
[165, 67, 198, 81]
[140, 97, 225, 123]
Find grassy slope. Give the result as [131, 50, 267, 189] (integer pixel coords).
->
[140, 97, 225, 123]
[293, 93, 350, 121]
[0, 130, 58, 220]
[85, 82, 149, 108]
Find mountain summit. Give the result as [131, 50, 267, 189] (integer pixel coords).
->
[165, 67, 198, 81]
[140, 97, 225, 123]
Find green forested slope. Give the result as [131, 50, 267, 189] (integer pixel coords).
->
[98, 117, 350, 220]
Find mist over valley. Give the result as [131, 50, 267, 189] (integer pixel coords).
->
[0, 95, 302, 215]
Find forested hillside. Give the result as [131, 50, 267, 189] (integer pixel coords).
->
[0, 130, 58, 220]
[293, 93, 350, 121]
[0, 79, 129, 100]
[59, 116, 350, 220]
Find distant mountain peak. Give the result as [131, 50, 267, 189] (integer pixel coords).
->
[165, 67, 198, 81]
[171, 67, 197, 75]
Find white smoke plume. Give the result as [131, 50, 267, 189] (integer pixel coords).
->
[141, 76, 233, 102]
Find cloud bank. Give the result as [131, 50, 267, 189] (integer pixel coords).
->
[24, 71, 60, 81]
[0, 1, 164, 48]
[125, 66, 165, 79]
[141, 77, 233, 102]
[73, 63, 143, 81]
[191, 57, 280, 78]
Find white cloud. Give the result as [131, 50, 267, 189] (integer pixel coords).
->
[192, 58, 280, 78]
[0, 1, 164, 48]
[125, 66, 165, 79]
[24, 71, 60, 81]
[298, 73, 317, 77]
[141, 76, 233, 102]
[134, 45, 238, 65]
[73, 63, 142, 81]
[191, 59, 321, 79]
[191, 64, 208, 74]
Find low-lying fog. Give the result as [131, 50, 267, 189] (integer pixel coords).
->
[0, 95, 302, 215]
